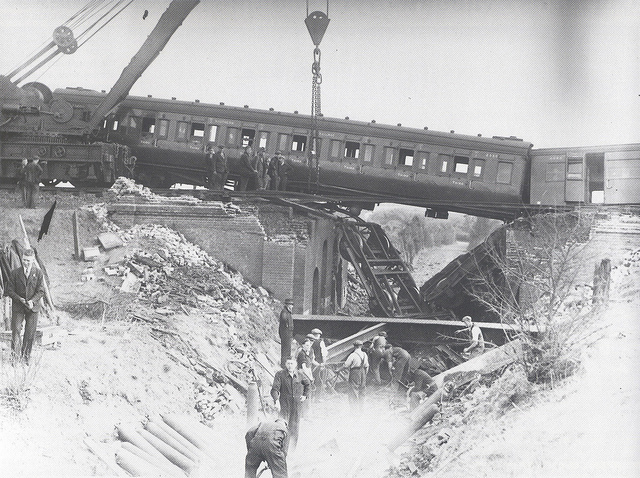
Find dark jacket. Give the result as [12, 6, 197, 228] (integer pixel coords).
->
[213, 151, 228, 173]
[6, 266, 45, 313]
[23, 161, 43, 184]
[278, 308, 293, 337]
[239, 152, 256, 175]
[267, 156, 280, 178]
[271, 369, 310, 407]
[278, 159, 293, 178]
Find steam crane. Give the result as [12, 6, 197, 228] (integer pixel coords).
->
[0, 0, 199, 186]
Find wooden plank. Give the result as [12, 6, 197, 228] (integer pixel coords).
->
[294, 314, 540, 333]
[325, 323, 386, 364]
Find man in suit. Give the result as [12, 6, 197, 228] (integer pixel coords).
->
[6, 248, 45, 364]
[270, 357, 310, 451]
[238, 145, 258, 191]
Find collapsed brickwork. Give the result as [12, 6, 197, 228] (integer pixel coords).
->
[106, 196, 348, 317]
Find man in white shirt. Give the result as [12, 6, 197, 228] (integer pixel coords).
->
[339, 340, 369, 412]
[462, 315, 485, 359]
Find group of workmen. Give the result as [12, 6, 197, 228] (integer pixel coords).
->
[246, 297, 486, 477]
[205, 144, 293, 192]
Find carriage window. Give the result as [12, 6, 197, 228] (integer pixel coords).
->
[384, 147, 395, 165]
[345, 141, 360, 159]
[176, 121, 189, 141]
[399, 149, 414, 167]
[439, 154, 451, 173]
[363, 144, 374, 163]
[112, 120, 119, 131]
[129, 116, 140, 129]
[472, 159, 485, 178]
[227, 127, 239, 146]
[157, 119, 169, 138]
[546, 162, 564, 181]
[417, 152, 429, 169]
[292, 134, 307, 152]
[241, 128, 255, 147]
[208, 125, 218, 143]
[497, 161, 513, 184]
[191, 122, 205, 139]
[330, 140, 341, 159]
[257, 131, 269, 149]
[142, 117, 155, 134]
[567, 157, 583, 179]
[454, 156, 469, 174]
[278, 133, 289, 152]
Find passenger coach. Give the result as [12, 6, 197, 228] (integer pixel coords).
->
[56, 87, 532, 214]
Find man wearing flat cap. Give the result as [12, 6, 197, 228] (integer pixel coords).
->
[279, 298, 294, 368]
[310, 328, 328, 396]
[207, 144, 228, 191]
[338, 339, 369, 412]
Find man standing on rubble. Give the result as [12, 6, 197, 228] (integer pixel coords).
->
[244, 417, 289, 478]
[271, 357, 310, 451]
[279, 298, 294, 368]
[461, 315, 485, 359]
[6, 248, 45, 364]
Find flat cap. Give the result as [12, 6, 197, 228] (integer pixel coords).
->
[284, 298, 294, 305]
[305, 333, 316, 340]
[353, 339, 363, 346]
[311, 328, 322, 335]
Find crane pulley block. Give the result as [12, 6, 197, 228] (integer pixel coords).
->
[305, 10, 330, 46]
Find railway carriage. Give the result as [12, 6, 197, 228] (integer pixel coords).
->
[530, 143, 640, 207]
[54, 87, 533, 217]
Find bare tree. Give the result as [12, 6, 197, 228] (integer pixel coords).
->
[470, 211, 598, 384]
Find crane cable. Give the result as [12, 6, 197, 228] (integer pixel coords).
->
[7, 0, 135, 85]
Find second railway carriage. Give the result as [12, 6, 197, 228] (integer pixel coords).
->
[530, 143, 640, 207]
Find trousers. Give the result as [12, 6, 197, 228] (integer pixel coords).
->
[12, 309, 38, 362]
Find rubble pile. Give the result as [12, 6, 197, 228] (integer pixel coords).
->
[107, 177, 200, 204]
[78, 210, 281, 422]
[388, 367, 529, 477]
[337, 267, 371, 316]
[611, 247, 640, 293]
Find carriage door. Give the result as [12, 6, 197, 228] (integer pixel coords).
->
[604, 149, 640, 204]
[565, 155, 585, 202]
[585, 152, 604, 203]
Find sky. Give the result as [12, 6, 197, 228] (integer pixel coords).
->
[0, 0, 638, 149]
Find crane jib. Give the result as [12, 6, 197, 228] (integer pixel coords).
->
[85, 0, 200, 135]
